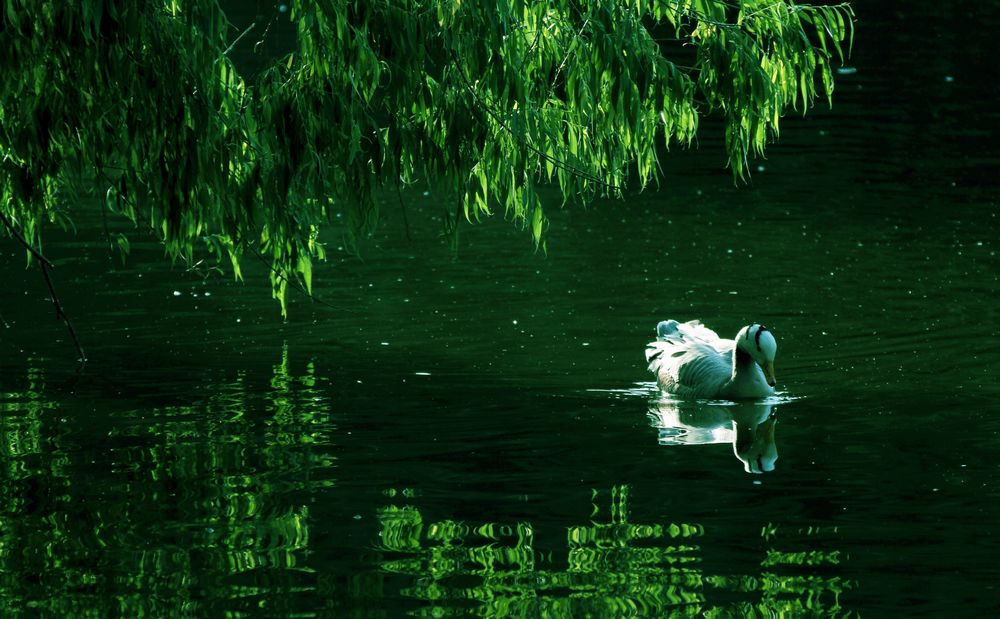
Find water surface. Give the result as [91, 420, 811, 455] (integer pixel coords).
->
[2, 2, 1000, 616]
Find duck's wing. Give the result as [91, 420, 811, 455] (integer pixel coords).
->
[646, 325, 732, 397]
[655, 319, 734, 353]
[675, 320, 733, 354]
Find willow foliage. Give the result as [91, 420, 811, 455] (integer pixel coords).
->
[0, 1, 853, 313]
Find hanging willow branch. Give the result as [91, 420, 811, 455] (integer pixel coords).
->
[0, 0, 855, 320]
[448, 48, 622, 193]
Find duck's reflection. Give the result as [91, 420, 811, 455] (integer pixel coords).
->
[647, 397, 778, 474]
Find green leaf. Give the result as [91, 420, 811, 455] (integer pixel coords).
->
[531, 204, 544, 242]
[116, 234, 130, 263]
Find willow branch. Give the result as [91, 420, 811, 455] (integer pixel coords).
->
[549, 16, 591, 99]
[448, 49, 621, 192]
[248, 244, 355, 313]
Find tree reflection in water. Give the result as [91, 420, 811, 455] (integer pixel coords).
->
[377, 485, 851, 617]
[0, 359, 848, 616]
[0, 353, 323, 616]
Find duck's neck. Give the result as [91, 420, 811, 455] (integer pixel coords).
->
[732, 346, 755, 379]
[731, 346, 772, 397]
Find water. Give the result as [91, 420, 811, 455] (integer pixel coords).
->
[2, 3, 1000, 616]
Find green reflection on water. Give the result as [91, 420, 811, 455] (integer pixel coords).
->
[0, 345, 867, 617]
[377, 486, 853, 617]
[0, 354, 328, 617]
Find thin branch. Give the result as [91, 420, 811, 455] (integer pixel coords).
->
[216, 21, 256, 64]
[3, 203, 86, 361]
[40, 262, 87, 362]
[253, 9, 281, 56]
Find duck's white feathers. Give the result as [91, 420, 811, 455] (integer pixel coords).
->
[645, 319, 774, 399]
[666, 319, 731, 352]
[645, 320, 733, 398]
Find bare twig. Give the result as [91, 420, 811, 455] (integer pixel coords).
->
[217, 21, 257, 63]
[253, 9, 281, 56]
[1, 210, 86, 361]
[40, 262, 87, 362]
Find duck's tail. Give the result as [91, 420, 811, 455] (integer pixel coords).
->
[646, 320, 683, 368]
[656, 320, 680, 340]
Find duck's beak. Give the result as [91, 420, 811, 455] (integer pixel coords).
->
[762, 361, 776, 387]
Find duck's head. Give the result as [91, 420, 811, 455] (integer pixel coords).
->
[736, 324, 777, 387]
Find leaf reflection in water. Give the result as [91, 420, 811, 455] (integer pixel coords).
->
[376, 486, 852, 617]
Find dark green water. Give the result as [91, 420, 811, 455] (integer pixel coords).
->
[2, 4, 1000, 617]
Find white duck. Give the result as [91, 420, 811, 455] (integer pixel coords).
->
[645, 320, 777, 399]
